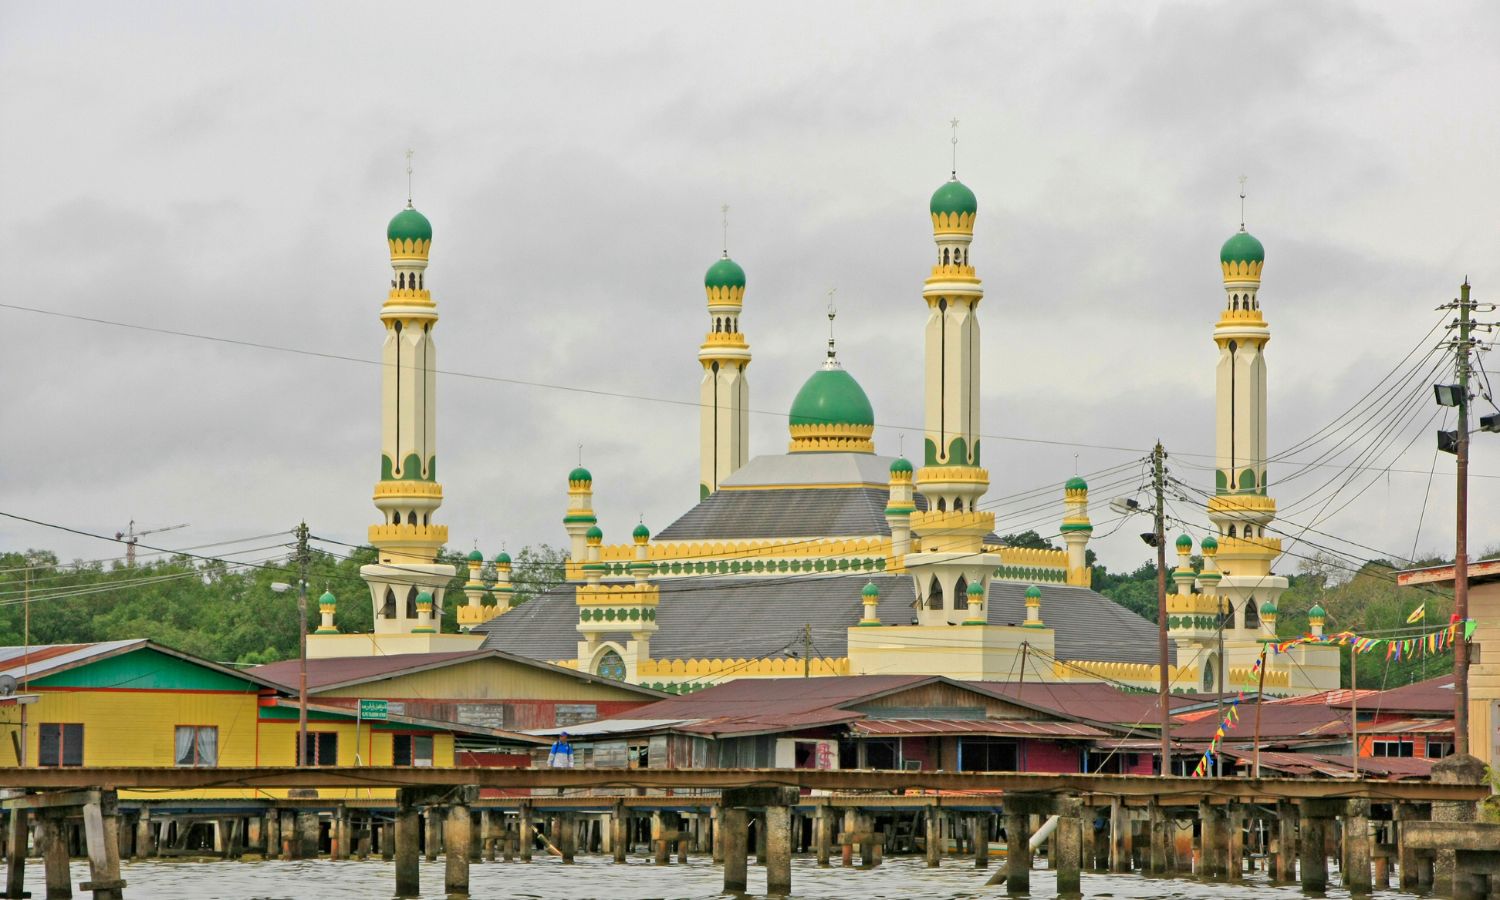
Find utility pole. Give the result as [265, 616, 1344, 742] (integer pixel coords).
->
[1453, 280, 1472, 757]
[1216, 601, 1226, 777]
[802, 624, 813, 678]
[296, 521, 310, 765]
[1152, 442, 1171, 775]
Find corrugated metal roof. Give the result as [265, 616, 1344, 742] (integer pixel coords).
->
[0, 640, 145, 681]
[250, 649, 664, 697]
[1219, 749, 1434, 781]
[971, 682, 1192, 725]
[1328, 674, 1454, 715]
[850, 719, 1108, 739]
[477, 576, 1169, 668]
[718, 452, 900, 488]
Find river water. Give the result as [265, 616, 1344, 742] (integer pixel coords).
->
[41, 855, 1384, 899]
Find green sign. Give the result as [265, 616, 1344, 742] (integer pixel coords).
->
[359, 699, 389, 721]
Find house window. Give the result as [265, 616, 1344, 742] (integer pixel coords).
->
[300, 732, 338, 766]
[392, 734, 435, 767]
[1425, 739, 1454, 759]
[175, 726, 218, 766]
[1370, 739, 1414, 758]
[957, 738, 1018, 772]
[38, 723, 84, 767]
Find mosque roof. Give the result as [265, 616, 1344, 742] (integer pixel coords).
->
[930, 178, 977, 215]
[654, 487, 910, 541]
[1220, 230, 1264, 264]
[388, 206, 432, 242]
[789, 367, 874, 428]
[476, 576, 1172, 668]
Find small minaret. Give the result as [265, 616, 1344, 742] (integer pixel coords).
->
[1060, 476, 1093, 586]
[457, 549, 490, 633]
[315, 590, 338, 635]
[361, 187, 456, 636]
[963, 581, 988, 625]
[1172, 534, 1196, 596]
[1307, 603, 1326, 638]
[582, 526, 606, 586]
[630, 523, 654, 584]
[564, 467, 597, 564]
[491, 551, 516, 612]
[1197, 535, 1221, 596]
[698, 209, 751, 500]
[412, 591, 435, 634]
[885, 457, 916, 557]
[859, 582, 882, 626]
[1022, 584, 1044, 628]
[1258, 599, 1278, 638]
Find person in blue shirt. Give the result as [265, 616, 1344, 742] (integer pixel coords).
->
[548, 733, 574, 768]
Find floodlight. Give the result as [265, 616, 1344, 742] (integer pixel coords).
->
[1481, 414, 1500, 434]
[1434, 384, 1464, 407]
[1140, 532, 1160, 547]
[1109, 497, 1141, 516]
[1437, 430, 1459, 454]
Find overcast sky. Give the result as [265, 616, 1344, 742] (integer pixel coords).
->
[3, 2, 1498, 583]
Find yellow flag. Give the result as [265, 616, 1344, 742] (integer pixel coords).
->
[1405, 603, 1425, 624]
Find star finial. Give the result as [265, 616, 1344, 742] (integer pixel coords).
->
[406, 149, 415, 207]
[825, 288, 839, 366]
[950, 118, 960, 178]
[721, 203, 730, 258]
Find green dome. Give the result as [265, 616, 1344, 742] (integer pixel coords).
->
[415, 591, 433, 606]
[1175, 534, 1193, 550]
[1260, 600, 1278, 616]
[494, 551, 511, 565]
[466, 549, 484, 562]
[318, 590, 336, 605]
[1065, 476, 1088, 491]
[1201, 535, 1219, 552]
[1220, 230, 1264, 264]
[1025, 585, 1042, 599]
[568, 466, 592, 484]
[388, 206, 432, 242]
[1308, 603, 1326, 618]
[968, 581, 987, 596]
[704, 256, 746, 289]
[890, 457, 913, 474]
[789, 368, 875, 428]
[585, 525, 604, 541]
[632, 523, 650, 540]
[930, 178, 978, 216]
[862, 582, 880, 598]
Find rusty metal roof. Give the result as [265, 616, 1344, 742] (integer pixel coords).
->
[971, 682, 1193, 726]
[849, 719, 1109, 739]
[1327, 674, 1454, 715]
[250, 649, 664, 697]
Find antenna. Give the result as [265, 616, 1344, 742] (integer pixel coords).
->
[950, 117, 960, 178]
[825, 288, 839, 366]
[1238, 174, 1247, 231]
[406, 149, 415, 207]
[721, 203, 730, 258]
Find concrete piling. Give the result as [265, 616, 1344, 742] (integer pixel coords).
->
[445, 799, 473, 896]
[1003, 807, 1031, 895]
[1272, 801, 1296, 883]
[518, 803, 533, 863]
[923, 804, 941, 868]
[765, 804, 793, 897]
[1109, 797, 1129, 873]
[394, 795, 421, 899]
[41, 814, 70, 900]
[971, 814, 988, 869]
[1055, 802, 1083, 899]
[721, 807, 748, 895]
[1344, 799, 1372, 896]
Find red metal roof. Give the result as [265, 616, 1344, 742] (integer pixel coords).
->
[850, 719, 1108, 739]
[1328, 675, 1454, 715]
[971, 682, 1192, 725]
[250, 649, 662, 697]
[1219, 748, 1434, 780]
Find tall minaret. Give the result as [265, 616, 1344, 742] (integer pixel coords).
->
[1207, 199, 1286, 637]
[908, 147, 999, 626]
[360, 196, 456, 635]
[698, 212, 751, 500]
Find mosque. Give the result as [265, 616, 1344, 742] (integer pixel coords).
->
[304, 159, 1340, 697]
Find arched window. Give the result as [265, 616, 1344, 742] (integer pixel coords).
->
[405, 587, 418, 619]
[407, 511, 417, 526]
[399, 272, 406, 289]
[381, 588, 396, 619]
[927, 576, 944, 610]
[937, 498, 947, 512]
[943, 248, 951, 265]
[1202, 657, 1217, 693]
[392, 512, 400, 525]
[418, 273, 423, 289]
[1244, 598, 1260, 629]
[1228, 525, 1237, 538]
[596, 649, 626, 681]
[954, 499, 964, 512]
[955, 575, 969, 607]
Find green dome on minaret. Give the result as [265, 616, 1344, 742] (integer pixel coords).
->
[704, 256, 746, 289]
[1220, 230, 1264, 264]
[1175, 533, 1193, 551]
[388, 205, 432, 242]
[1065, 476, 1088, 491]
[632, 523, 651, 541]
[568, 466, 592, 484]
[789, 368, 875, 428]
[466, 549, 484, 563]
[862, 582, 880, 598]
[930, 178, 977, 215]
[890, 457, 913, 475]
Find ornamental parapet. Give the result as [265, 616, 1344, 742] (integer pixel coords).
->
[637, 656, 850, 678]
[915, 465, 990, 487]
[927, 263, 977, 279]
[995, 545, 1070, 571]
[575, 583, 660, 606]
[568, 536, 899, 580]
[1230, 665, 1289, 688]
[1167, 594, 1226, 616]
[1207, 494, 1277, 516]
[388, 237, 432, 260]
[704, 284, 745, 307]
[930, 210, 976, 234]
[374, 481, 444, 500]
[788, 422, 874, 453]
[910, 509, 995, 533]
[1215, 308, 1266, 328]
[1220, 259, 1264, 282]
[1052, 659, 1195, 687]
[457, 604, 502, 628]
[1215, 535, 1282, 557]
[367, 523, 448, 546]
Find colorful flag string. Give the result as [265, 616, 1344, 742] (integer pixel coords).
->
[1269, 619, 1474, 659]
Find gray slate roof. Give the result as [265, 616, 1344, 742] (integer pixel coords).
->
[655, 488, 922, 541]
[475, 575, 1170, 667]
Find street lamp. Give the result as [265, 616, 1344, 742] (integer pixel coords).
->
[271, 580, 309, 765]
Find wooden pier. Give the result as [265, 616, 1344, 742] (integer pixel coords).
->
[0, 759, 1494, 899]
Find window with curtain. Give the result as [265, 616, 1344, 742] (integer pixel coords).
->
[175, 726, 218, 766]
[392, 734, 434, 767]
[38, 723, 83, 767]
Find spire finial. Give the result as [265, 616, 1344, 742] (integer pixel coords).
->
[899, 433, 905, 456]
[1238, 174, 1247, 231]
[406, 149, 415, 207]
[578, 443, 583, 467]
[825, 288, 839, 367]
[949, 118, 960, 178]
[721, 203, 730, 258]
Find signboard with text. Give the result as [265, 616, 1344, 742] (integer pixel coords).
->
[359, 699, 389, 720]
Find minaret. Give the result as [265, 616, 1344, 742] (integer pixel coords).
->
[1207, 198, 1287, 634]
[907, 147, 1000, 627]
[698, 210, 751, 500]
[360, 196, 456, 635]
[1059, 476, 1093, 586]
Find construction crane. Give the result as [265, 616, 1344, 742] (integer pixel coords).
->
[114, 520, 188, 566]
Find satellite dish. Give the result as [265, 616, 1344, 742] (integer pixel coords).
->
[0, 675, 16, 697]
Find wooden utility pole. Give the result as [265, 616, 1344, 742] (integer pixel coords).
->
[1252, 644, 1267, 779]
[1153, 442, 1171, 774]
[296, 521, 311, 765]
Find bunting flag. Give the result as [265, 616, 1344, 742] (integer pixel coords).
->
[1190, 697, 1244, 778]
[1406, 603, 1426, 624]
[1267, 619, 1474, 658]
